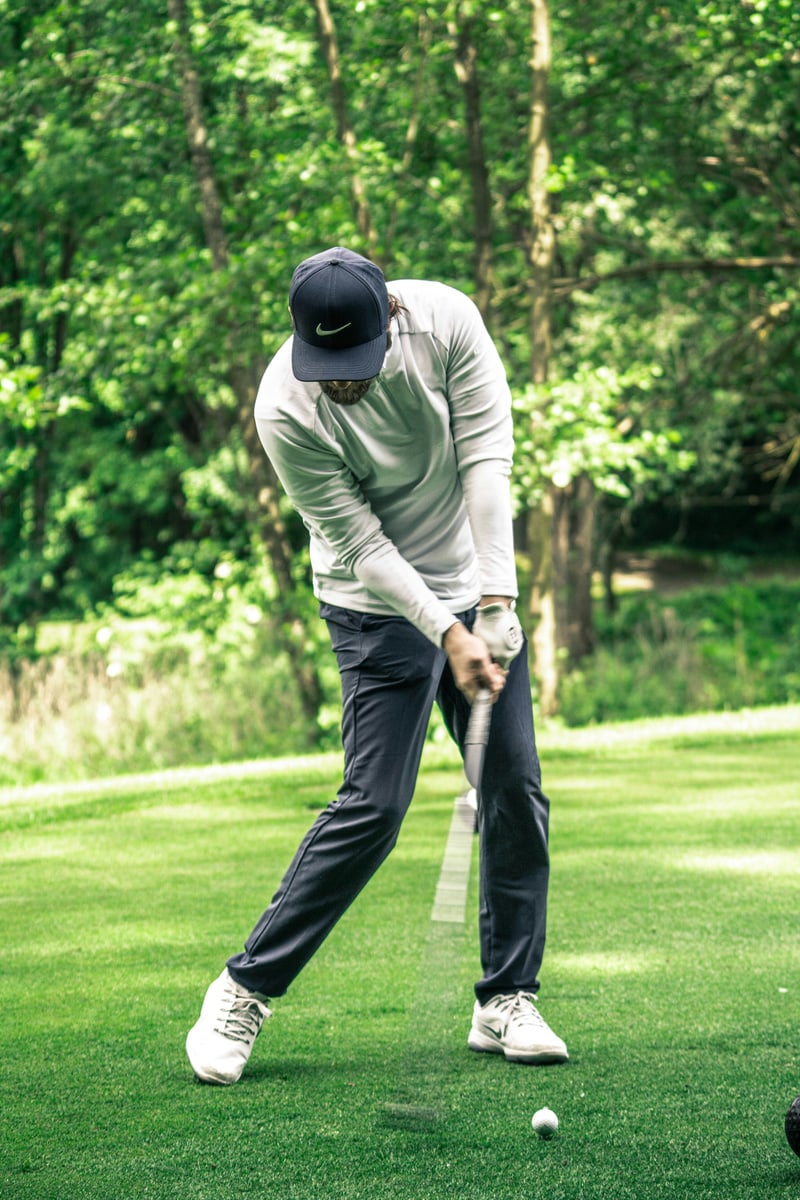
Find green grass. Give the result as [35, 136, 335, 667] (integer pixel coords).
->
[2, 708, 799, 1199]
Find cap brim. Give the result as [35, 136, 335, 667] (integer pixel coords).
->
[291, 330, 388, 383]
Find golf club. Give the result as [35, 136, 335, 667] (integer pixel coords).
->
[463, 686, 492, 789]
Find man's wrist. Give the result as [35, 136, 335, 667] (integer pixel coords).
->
[442, 620, 467, 652]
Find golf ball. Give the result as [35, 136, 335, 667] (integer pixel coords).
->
[786, 1095, 800, 1158]
[532, 1107, 559, 1139]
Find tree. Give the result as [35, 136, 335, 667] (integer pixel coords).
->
[2, 0, 798, 730]
[524, 0, 561, 713]
[446, 2, 494, 319]
[312, 0, 380, 260]
[543, 0, 800, 553]
[166, 0, 322, 720]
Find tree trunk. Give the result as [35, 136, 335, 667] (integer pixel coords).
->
[313, 0, 380, 262]
[167, 0, 228, 272]
[525, 0, 595, 712]
[168, 0, 322, 722]
[447, 9, 493, 321]
[385, 12, 432, 256]
[525, 0, 560, 714]
[527, 492, 558, 713]
[554, 473, 596, 661]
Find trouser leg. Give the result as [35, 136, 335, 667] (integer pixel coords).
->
[436, 630, 550, 1003]
[226, 605, 444, 998]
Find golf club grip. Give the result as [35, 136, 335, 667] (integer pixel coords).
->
[463, 687, 492, 788]
[465, 687, 492, 747]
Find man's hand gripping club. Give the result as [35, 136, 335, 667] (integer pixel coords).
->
[443, 601, 524, 699]
[444, 602, 524, 789]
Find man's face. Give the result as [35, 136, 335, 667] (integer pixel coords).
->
[319, 379, 375, 406]
[317, 329, 392, 405]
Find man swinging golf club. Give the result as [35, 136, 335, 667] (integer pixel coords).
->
[186, 247, 568, 1084]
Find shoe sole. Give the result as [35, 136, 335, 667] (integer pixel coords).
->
[468, 1028, 569, 1064]
[191, 1068, 238, 1085]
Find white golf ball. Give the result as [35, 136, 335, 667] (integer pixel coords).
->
[531, 1107, 559, 1138]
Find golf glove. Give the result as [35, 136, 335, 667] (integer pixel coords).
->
[473, 603, 524, 669]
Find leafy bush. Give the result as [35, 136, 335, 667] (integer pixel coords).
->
[0, 563, 339, 787]
[558, 578, 800, 726]
[3, 571, 799, 784]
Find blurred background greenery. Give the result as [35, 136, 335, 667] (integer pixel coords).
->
[2, 0, 798, 782]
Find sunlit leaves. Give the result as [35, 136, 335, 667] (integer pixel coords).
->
[512, 365, 694, 507]
[1, 0, 798, 644]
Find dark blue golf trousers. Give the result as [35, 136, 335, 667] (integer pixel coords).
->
[227, 603, 550, 1004]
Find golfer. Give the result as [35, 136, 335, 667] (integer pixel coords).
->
[186, 247, 568, 1083]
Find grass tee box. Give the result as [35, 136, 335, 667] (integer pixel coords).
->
[1, 707, 799, 1200]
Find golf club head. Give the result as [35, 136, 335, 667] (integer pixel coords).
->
[786, 1094, 800, 1157]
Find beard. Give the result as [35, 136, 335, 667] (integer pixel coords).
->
[320, 379, 375, 406]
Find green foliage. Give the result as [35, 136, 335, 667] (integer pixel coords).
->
[559, 578, 800, 725]
[545, 0, 800, 539]
[0, 562, 340, 786]
[2, 568, 797, 783]
[1, 0, 798, 691]
[512, 364, 694, 507]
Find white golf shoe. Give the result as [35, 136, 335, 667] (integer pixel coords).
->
[468, 991, 568, 1064]
[186, 968, 271, 1084]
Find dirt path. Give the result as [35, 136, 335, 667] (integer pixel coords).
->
[611, 552, 800, 595]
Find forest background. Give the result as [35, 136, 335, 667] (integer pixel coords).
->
[1, 0, 799, 785]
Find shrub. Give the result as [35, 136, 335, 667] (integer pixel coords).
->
[558, 578, 800, 726]
[0, 564, 338, 786]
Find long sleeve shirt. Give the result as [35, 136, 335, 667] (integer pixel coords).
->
[254, 279, 518, 646]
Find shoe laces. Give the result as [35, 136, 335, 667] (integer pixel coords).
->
[491, 991, 546, 1030]
[214, 982, 269, 1045]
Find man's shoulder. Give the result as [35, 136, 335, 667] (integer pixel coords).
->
[255, 338, 318, 423]
[388, 279, 479, 334]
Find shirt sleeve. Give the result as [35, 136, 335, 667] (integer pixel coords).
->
[440, 289, 518, 597]
[460, 459, 519, 599]
[440, 289, 515, 472]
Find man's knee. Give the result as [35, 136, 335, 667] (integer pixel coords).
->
[333, 785, 410, 848]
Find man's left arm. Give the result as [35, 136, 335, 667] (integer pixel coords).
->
[460, 458, 518, 610]
[441, 287, 519, 610]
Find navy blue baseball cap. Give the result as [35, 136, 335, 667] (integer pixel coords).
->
[289, 247, 390, 382]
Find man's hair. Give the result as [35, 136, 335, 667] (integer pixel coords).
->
[388, 295, 408, 321]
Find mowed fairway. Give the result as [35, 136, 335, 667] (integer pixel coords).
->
[1, 708, 799, 1200]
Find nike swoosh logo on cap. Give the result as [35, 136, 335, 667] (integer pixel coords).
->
[316, 321, 352, 336]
